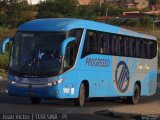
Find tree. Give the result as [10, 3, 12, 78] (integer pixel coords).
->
[139, 16, 153, 28]
[37, 0, 78, 18]
[6, 1, 36, 28]
[149, 0, 160, 4]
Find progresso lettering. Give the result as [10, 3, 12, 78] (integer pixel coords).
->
[85, 58, 110, 67]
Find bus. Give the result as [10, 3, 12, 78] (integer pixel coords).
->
[0, 18, 157, 106]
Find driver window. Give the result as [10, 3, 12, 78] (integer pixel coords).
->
[63, 41, 76, 71]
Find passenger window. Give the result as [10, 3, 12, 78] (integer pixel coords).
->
[124, 37, 129, 56]
[81, 30, 157, 59]
[97, 33, 103, 54]
[142, 40, 147, 58]
[101, 33, 111, 54]
[129, 38, 134, 57]
[149, 41, 157, 59]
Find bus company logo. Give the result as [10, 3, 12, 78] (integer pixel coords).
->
[115, 61, 130, 93]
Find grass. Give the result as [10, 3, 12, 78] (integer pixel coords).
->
[0, 69, 7, 80]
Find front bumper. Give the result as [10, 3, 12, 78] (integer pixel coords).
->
[7, 83, 62, 98]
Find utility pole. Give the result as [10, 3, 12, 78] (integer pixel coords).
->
[153, 20, 160, 32]
[106, 8, 108, 16]
[100, 0, 102, 7]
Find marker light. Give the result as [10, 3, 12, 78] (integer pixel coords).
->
[47, 78, 64, 87]
[10, 81, 17, 84]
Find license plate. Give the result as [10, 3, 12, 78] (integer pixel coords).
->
[26, 91, 34, 96]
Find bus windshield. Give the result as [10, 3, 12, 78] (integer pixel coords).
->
[9, 31, 66, 77]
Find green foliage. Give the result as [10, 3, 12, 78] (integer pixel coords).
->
[0, 28, 16, 70]
[0, 1, 36, 28]
[121, 19, 139, 27]
[0, 0, 159, 71]
[149, 0, 160, 4]
[0, 13, 8, 26]
[140, 7, 150, 12]
[37, 0, 77, 18]
[139, 16, 153, 28]
[6, 2, 36, 28]
[0, 52, 9, 70]
[158, 49, 160, 67]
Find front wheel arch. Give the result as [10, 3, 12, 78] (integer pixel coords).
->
[74, 80, 89, 107]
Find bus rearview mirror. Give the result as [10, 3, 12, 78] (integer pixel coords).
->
[61, 37, 75, 55]
[0, 37, 12, 54]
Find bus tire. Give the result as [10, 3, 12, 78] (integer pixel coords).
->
[30, 97, 41, 104]
[126, 84, 140, 104]
[74, 83, 85, 107]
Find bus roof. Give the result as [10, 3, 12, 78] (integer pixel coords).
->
[18, 18, 156, 41]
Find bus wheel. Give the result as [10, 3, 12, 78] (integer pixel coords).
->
[30, 97, 41, 104]
[126, 84, 140, 104]
[74, 83, 85, 107]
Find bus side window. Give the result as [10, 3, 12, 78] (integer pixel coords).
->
[136, 39, 140, 57]
[112, 35, 116, 55]
[149, 41, 157, 59]
[115, 35, 121, 56]
[142, 40, 147, 58]
[109, 34, 112, 54]
[103, 33, 110, 54]
[93, 32, 98, 53]
[119, 35, 124, 56]
[97, 33, 103, 54]
[129, 37, 133, 57]
[82, 31, 94, 57]
[124, 37, 129, 56]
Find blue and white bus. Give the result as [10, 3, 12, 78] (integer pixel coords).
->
[0, 18, 157, 106]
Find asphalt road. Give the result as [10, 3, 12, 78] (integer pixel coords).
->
[0, 75, 159, 120]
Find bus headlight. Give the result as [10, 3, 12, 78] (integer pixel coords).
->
[47, 78, 64, 87]
[8, 80, 17, 84]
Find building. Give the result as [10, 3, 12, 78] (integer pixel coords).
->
[120, 12, 144, 21]
[78, 0, 91, 5]
[0, 0, 45, 4]
[27, 0, 45, 5]
[95, 15, 118, 22]
[149, 4, 160, 11]
[78, 0, 119, 5]
[124, 0, 149, 10]
[135, 0, 149, 10]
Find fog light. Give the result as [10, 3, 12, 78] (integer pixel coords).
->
[53, 90, 59, 95]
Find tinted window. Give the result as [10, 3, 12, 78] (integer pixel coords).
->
[81, 30, 157, 59]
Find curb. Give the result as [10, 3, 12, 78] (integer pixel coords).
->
[0, 90, 8, 96]
[106, 109, 160, 120]
[0, 78, 7, 82]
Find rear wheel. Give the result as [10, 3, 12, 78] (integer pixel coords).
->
[74, 83, 85, 107]
[30, 97, 41, 104]
[123, 84, 140, 104]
